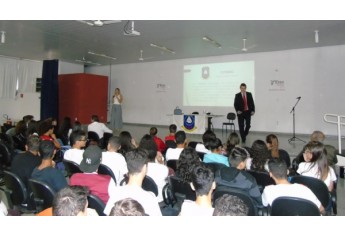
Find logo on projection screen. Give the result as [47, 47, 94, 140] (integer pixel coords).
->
[182, 115, 197, 132]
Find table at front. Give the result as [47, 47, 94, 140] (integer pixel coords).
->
[172, 114, 223, 134]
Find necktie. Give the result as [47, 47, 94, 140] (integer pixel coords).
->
[243, 93, 248, 111]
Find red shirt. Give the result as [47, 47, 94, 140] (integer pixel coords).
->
[153, 136, 167, 153]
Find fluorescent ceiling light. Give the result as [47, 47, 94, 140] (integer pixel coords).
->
[88, 51, 117, 60]
[202, 36, 221, 48]
[75, 59, 101, 66]
[150, 43, 175, 54]
[314, 30, 319, 43]
[1, 31, 5, 44]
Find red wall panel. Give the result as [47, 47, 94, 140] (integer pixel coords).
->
[58, 73, 108, 125]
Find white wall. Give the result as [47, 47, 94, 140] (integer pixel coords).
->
[86, 45, 345, 136]
[0, 60, 84, 124]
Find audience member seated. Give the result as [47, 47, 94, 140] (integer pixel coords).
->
[195, 130, 216, 154]
[213, 194, 249, 216]
[165, 131, 187, 161]
[215, 147, 262, 206]
[118, 131, 137, 157]
[57, 116, 72, 146]
[297, 141, 337, 192]
[12, 120, 27, 151]
[87, 114, 113, 143]
[203, 137, 229, 167]
[31, 140, 67, 192]
[104, 148, 162, 216]
[139, 134, 168, 203]
[149, 127, 166, 154]
[176, 147, 202, 183]
[262, 158, 323, 213]
[266, 134, 291, 168]
[38, 118, 61, 150]
[179, 164, 215, 216]
[165, 124, 177, 142]
[248, 140, 270, 172]
[224, 132, 241, 156]
[70, 145, 116, 204]
[63, 130, 86, 165]
[109, 198, 146, 216]
[102, 136, 128, 184]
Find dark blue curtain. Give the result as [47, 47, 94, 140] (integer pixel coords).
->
[40, 60, 59, 120]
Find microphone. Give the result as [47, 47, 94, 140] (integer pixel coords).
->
[297, 96, 301, 99]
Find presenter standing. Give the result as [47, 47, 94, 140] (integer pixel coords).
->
[234, 83, 255, 143]
[110, 88, 123, 132]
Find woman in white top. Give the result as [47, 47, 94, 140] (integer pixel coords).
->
[110, 88, 123, 131]
[297, 141, 337, 192]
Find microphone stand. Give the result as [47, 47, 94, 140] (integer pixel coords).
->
[288, 97, 305, 143]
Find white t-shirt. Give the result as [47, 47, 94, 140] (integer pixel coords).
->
[179, 200, 214, 216]
[195, 143, 211, 154]
[0, 201, 8, 216]
[101, 151, 128, 184]
[262, 183, 321, 208]
[297, 162, 337, 189]
[63, 148, 84, 165]
[88, 122, 113, 139]
[104, 185, 162, 216]
[165, 147, 184, 161]
[113, 95, 122, 105]
[147, 162, 169, 202]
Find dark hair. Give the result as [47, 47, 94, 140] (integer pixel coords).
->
[91, 115, 99, 122]
[38, 119, 54, 136]
[191, 165, 214, 196]
[266, 134, 279, 158]
[175, 131, 186, 145]
[207, 137, 223, 151]
[202, 130, 216, 148]
[125, 148, 149, 175]
[39, 140, 55, 159]
[229, 147, 249, 167]
[27, 135, 40, 152]
[176, 147, 201, 183]
[52, 185, 88, 216]
[250, 140, 270, 172]
[213, 194, 249, 216]
[268, 158, 288, 180]
[240, 83, 247, 88]
[72, 121, 82, 132]
[169, 124, 177, 133]
[70, 130, 86, 146]
[226, 132, 240, 154]
[119, 131, 136, 156]
[149, 127, 158, 136]
[58, 117, 72, 139]
[108, 136, 121, 150]
[109, 198, 146, 216]
[139, 134, 157, 162]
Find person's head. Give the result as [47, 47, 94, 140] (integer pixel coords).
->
[51, 118, 58, 127]
[250, 139, 270, 171]
[125, 148, 149, 176]
[23, 115, 34, 125]
[240, 83, 247, 93]
[266, 134, 279, 157]
[52, 185, 88, 216]
[59, 117, 72, 133]
[169, 124, 177, 134]
[202, 130, 216, 146]
[310, 130, 325, 142]
[207, 137, 223, 153]
[26, 120, 38, 136]
[139, 134, 157, 162]
[213, 194, 249, 216]
[26, 135, 40, 152]
[119, 131, 135, 154]
[38, 119, 54, 136]
[176, 147, 202, 183]
[115, 88, 120, 94]
[69, 130, 87, 148]
[79, 145, 102, 173]
[91, 115, 99, 122]
[268, 158, 288, 181]
[109, 198, 146, 216]
[190, 165, 215, 197]
[15, 120, 27, 135]
[149, 127, 158, 136]
[227, 132, 240, 147]
[107, 136, 121, 152]
[39, 140, 55, 160]
[302, 141, 329, 180]
[73, 121, 82, 132]
[175, 130, 187, 145]
[229, 147, 250, 169]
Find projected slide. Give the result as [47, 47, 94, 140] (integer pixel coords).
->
[183, 61, 255, 107]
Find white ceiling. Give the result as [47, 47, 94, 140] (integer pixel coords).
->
[0, 20, 345, 66]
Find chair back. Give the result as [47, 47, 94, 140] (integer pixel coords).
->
[120, 175, 158, 197]
[212, 186, 258, 216]
[167, 159, 178, 172]
[87, 193, 106, 216]
[3, 170, 28, 207]
[192, 111, 199, 115]
[290, 175, 330, 208]
[98, 164, 117, 184]
[28, 178, 56, 212]
[227, 112, 236, 122]
[0, 140, 13, 168]
[168, 175, 196, 202]
[63, 159, 82, 177]
[246, 170, 275, 192]
[270, 196, 320, 216]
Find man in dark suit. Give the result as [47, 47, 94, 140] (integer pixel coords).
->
[234, 83, 255, 143]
